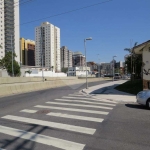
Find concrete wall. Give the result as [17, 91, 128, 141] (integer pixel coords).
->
[0, 77, 106, 97]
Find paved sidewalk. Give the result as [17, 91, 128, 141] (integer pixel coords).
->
[81, 80, 137, 103]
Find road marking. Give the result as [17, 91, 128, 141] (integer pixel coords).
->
[46, 102, 113, 110]
[55, 99, 116, 106]
[47, 112, 104, 123]
[63, 96, 117, 104]
[2, 115, 96, 135]
[0, 148, 6, 150]
[0, 125, 85, 150]
[69, 94, 87, 97]
[34, 105, 109, 115]
[20, 109, 38, 113]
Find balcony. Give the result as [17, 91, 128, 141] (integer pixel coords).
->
[5, 24, 14, 29]
[4, 0, 14, 5]
[4, 12, 14, 17]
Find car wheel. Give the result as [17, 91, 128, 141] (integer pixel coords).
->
[146, 98, 150, 109]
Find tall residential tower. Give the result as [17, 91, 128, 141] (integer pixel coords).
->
[0, 0, 20, 62]
[35, 22, 61, 72]
[60, 46, 73, 69]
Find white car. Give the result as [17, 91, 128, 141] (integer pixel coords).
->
[136, 90, 150, 109]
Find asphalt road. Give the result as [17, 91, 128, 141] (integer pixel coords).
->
[0, 80, 149, 150]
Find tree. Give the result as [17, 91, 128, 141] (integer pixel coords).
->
[124, 42, 142, 79]
[61, 67, 68, 73]
[51, 66, 54, 72]
[0, 51, 21, 76]
[25, 70, 32, 76]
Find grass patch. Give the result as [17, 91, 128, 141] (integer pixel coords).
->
[115, 79, 143, 95]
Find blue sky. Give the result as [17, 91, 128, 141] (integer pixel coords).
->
[20, 0, 150, 63]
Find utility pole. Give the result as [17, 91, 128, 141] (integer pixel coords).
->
[97, 54, 100, 78]
[11, 35, 14, 77]
[41, 27, 44, 82]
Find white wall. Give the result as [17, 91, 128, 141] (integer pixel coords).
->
[24, 69, 67, 77]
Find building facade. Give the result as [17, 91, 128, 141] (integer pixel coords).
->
[101, 63, 112, 74]
[134, 40, 150, 90]
[35, 22, 61, 72]
[87, 62, 98, 72]
[115, 61, 125, 74]
[72, 51, 85, 67]
[60, 46, 73, 68]
[20, 38, 35, 66]
[68, 66, 91, 76]
[0, 0, 20, 62]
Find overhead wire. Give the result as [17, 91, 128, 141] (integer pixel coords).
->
[0, 0, 35, 12]
[20, 0, 112, 26]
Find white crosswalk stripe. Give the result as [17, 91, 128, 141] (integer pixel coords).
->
[20, 109, 38, 113]
[0, 125, 85, 150]
[35, 105, 109, 115]
[0, 93, 117, 149]
[69, 94, 89, 97]
[63, 96, 118, 103]
[55, 99, 116, 106]
[47, 112, 104, 122]
[46, 101, 113, 110]
[2, 115, 96, 135]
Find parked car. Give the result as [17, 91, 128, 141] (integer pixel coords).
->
[114, 73, 121, 79]
[136, 90, 150, 109]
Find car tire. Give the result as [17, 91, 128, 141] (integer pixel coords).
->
[146, 98, 150, 109]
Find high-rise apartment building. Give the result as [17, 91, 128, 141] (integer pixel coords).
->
[60, 46, 73, 68]
[72, 51, 85, 67]
[35, 22, 61, 72]
[0, 0, 20, 62]
[20, 38, 35, 66]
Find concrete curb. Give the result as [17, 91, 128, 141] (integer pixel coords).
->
[80, 81, 137, 103]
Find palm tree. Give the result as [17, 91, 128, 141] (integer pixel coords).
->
[51, 66, 54, 72]
[124, 42, 138, 80]
[124, 42, 138, 53]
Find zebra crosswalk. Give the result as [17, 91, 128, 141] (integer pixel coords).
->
[0, 92, 118, 150]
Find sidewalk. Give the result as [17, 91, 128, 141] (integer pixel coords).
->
[81, 80, 136, 103]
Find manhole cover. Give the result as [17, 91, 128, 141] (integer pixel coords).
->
[36, 110, 50, 114]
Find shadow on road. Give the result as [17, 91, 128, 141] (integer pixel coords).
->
[125, 104, 148, 110]
[0, 124, 49, 150]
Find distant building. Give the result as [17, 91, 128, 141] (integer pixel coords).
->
[35, 22, 61, 72]
[101, 63, 112, 74]
[115, 61, 125, 74]
[60, 46, 73, 68]
[87, 62, 98, 72]
[20, 38, 35, 66]
[72, 51, 85, 67]
[68, 66, 91, 76]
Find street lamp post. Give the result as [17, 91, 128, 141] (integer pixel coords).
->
[97, 54, 100, 78]
[112, 55, 117, 81]
[84, 37, 92, 89]
[11, 35, 14, 77]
